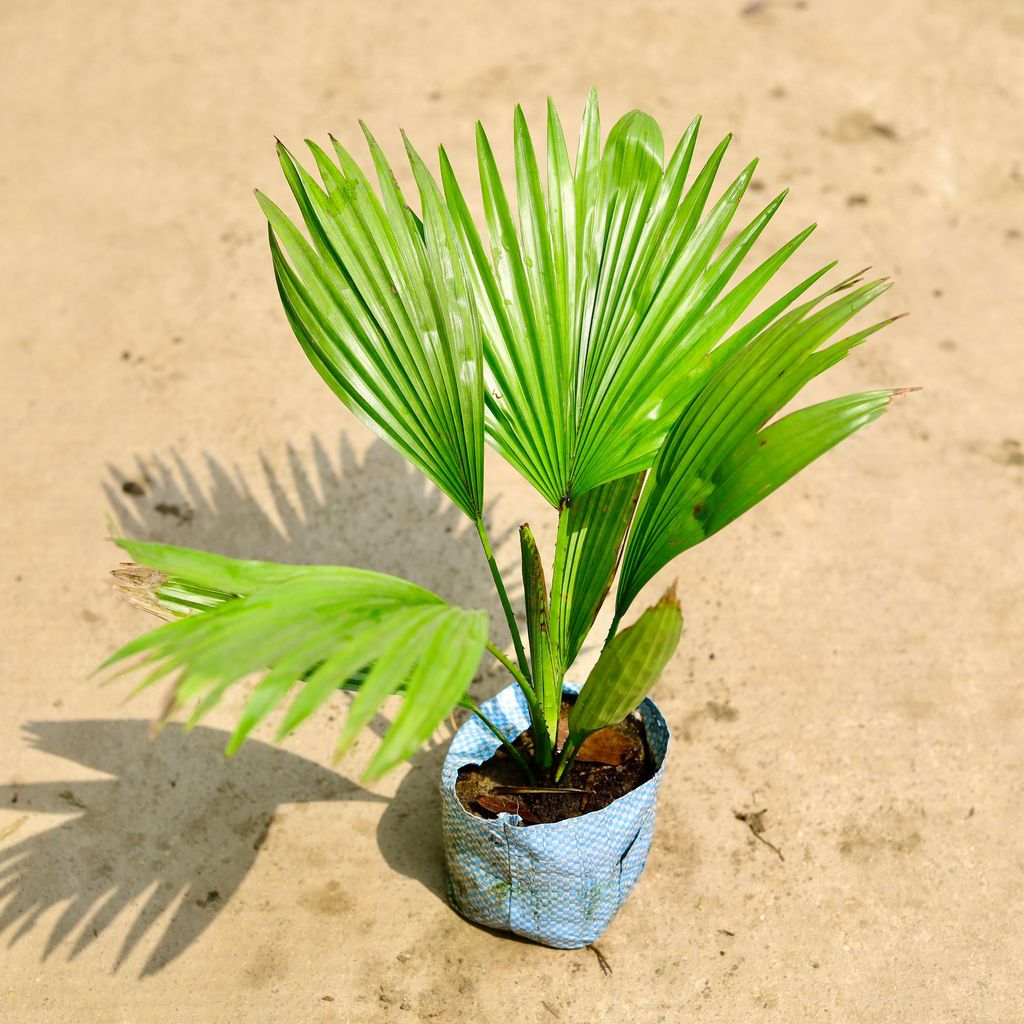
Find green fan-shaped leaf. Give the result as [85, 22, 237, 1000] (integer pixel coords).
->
[616, 277, 902, 614]
[700, 389, 901, 535]
[111, 538, 432, 603]
[103, 541, 489, 777]
[441, 91, 818, 508]
[366, 607, 489, 780]
[257, 130, 484, 520]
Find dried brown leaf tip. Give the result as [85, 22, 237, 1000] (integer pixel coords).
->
[110, 563, 173, 620]
[889, 386, 922, 403]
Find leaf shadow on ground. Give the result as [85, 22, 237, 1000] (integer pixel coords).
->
[0, 436, 517, 975]
[0, 720, 381, 977]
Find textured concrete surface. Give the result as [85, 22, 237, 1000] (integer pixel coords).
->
[1, 1, 1021, 1021]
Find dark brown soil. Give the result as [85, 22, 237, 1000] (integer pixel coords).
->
[455, 696, 654, 825]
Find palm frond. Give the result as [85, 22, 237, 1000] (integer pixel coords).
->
[616, 277, 902, 615]
[103, 541, 488, 780]
[257, 130, 485, 520]
[442, 90, 819, 507]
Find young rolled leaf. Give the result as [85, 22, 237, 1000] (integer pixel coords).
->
[519, 524, 558, 765]
[258, 130, 485, 520]
[549, 472, 644, 673]
[102, 541, 489, 778]
[616, 276, 900, 615]
[558, 587, 682, 779]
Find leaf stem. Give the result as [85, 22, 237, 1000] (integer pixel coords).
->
[460, 698, 536, 784]
[475, 517, 531, 680]
[485, 640, 551, 771]
[548, 502, 571, 674]
[554, 737, 579, 783]
[485, 641, 536, 704]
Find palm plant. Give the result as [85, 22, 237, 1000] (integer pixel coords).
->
[105, 91, 906, 787]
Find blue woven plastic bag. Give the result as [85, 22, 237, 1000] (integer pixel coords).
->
[441, 680, 670, 948]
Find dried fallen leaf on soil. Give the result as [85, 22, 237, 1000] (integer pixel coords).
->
[475, 794, 539, 822]
[557, 712, 637, 765]
[577, 729, 634, 765]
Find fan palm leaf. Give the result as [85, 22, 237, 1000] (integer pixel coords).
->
[441, 90, 821, 507]
[102, 540, 489, 781]
[257, 130, 485, 520]
[616, 276, 904, 615]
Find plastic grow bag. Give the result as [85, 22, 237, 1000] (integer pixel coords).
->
[440, 680, 670, 948]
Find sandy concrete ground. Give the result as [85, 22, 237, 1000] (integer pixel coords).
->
[2, 1, 1022, 1021]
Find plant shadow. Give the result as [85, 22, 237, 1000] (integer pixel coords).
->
[0, 719, 384, 977]
[102, 434, 514, 609]
[0, 436, 518, 974]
